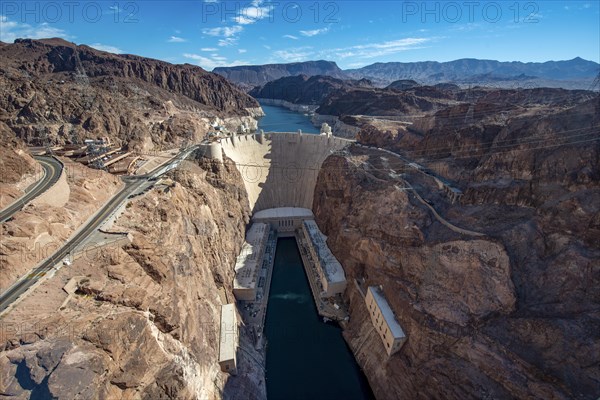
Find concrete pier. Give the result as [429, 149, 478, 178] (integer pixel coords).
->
[235, 228, 277, 346]
[296, 227, 348, 321]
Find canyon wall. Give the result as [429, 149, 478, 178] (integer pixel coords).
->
[0, 156, 267, 399]
[312, 141, 599, 399]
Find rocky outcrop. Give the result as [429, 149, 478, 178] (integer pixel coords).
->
[386, 79, 420, 90]
[315, 86, 453, 117]
[0, 156, 265, 399]
[312, 93, 600, 398]
[0, 38, 260, 152]
[0, 121, 38, 207]
[249, 74, 371, 106]
[310, 114, 360, 139]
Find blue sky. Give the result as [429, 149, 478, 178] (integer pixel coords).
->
[1, 1, 598, 70]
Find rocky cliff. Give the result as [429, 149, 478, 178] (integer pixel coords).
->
[0, 155, 266, 399]
[0, 38, 259, 152]
[249, 74, 371, 105]
[316, 86, 455, 118]
[312, 93, 600, 399]
[0, 121, 38, 207]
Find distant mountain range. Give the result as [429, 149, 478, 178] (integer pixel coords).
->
[214, 57, 600, 90]
[346, 57, 599, 83]
[213, 60, 346, 90]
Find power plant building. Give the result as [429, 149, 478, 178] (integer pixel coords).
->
[366, 286, 406, 356]
[252, 207, 314, 236]
[233, 223, 269, 301]
[302, 220, 347, 297]
[218, 304, 238, 374]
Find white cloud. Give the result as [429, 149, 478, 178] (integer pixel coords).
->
[183, 53, 247, 70]
[323, 37, 431, 60]
[283, 34, 299, 40]
[299, 28, 329, 37]
[263, 44, 271, 50]
[201, 47, 218, 51]
[218, 38, 238, 47]
[238, 49, 247, 53]
[235, 0, 271, 25]
[352, 37, 429, 50]
[202, 25, 243, 38]
[204, 0, 219, 3]
[272, 47, 313, 62]
[168, 36, 187, 43]
[89, 43, 123, 53]
[0, 17, 71, 43]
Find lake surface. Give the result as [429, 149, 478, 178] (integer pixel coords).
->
[257, 104, 319, 134]
[264, 238, 373, 400]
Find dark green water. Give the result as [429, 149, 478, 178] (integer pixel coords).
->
[257, 104, 319, 134]
[265, 238, 374, 400]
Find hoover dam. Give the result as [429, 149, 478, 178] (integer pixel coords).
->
[201, 111, 376, 399]
[209, 129, 352, 212]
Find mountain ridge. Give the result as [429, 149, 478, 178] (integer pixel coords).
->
[215, 57, 599, 89]
[213, 60, 347, 89]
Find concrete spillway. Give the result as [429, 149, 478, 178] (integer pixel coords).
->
[216, 132, 352, 213]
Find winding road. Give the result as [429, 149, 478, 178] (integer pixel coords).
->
[0, 156, 63, 223]
[0, 146, 198, 314]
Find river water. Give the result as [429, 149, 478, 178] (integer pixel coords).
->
[258, 105, 373, 400]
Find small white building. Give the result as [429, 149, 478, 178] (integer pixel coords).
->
[302, 220, 347, 297]
[219, 304, 238, 374]
[233, 223, 269, 301]
[366, 286, 406, 356]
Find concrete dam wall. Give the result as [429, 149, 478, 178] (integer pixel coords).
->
[214, 132, 353, 212]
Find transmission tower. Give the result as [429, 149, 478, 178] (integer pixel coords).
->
[590, 72, 600, 93]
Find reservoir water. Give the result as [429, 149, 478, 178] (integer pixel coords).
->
[257, 104, 320, 134]
[259, 105, 373, 400]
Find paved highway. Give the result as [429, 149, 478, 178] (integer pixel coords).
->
[0, 146, 197, 314]
[0, 156, 63, 223]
